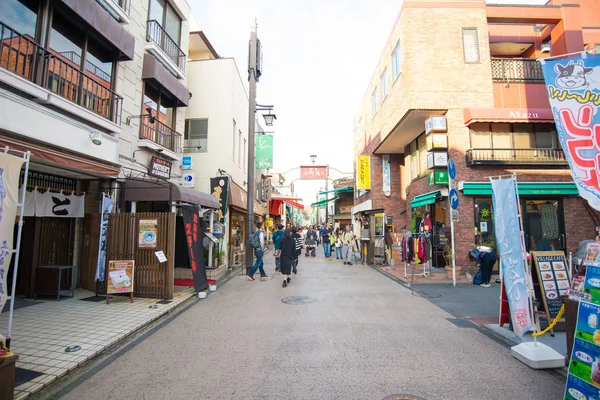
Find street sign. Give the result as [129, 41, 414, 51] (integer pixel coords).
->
[449, 179, 456, 190]
[448, 159, 456, 180]
[449, 188, 459, 210]
[451, 209, 459, 222]
[182, 156, 192, 170]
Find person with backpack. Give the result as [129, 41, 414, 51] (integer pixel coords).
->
[247, 222, 267, 281]
[280, 228, 295, 288]
[272, 224, 285, 272]
[292, 226, 303, 274]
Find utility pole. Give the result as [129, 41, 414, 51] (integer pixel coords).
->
[325, 165, 329, 224]
[245, 20, 258, 273]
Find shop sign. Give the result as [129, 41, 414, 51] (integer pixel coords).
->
[181, 156, 192, 170]
[182, 173, 195, 188]
[95, 194, 114, 282]
[428, 170, 448, 185]
[426, 152, 448, 169]
[210, 177, 229, 223]
[382, 155, 391, 196]
[138, 219, 158, 248]
[106, 260, 134, 294]
[531, 252, 570, 321]
[0, 153, 24, 312]
[300, 166, 327, 180]
[425, 115, 447, 135]
[426, 134, 448, 150]
[356, 156, 371, 190]
[256, 135, 274, 169]
[266, 217, 274, 228]
[149, 157, 172, 179]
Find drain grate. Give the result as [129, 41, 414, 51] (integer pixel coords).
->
[446, 318, 475, 328]
[382, 395, 426, 400]
[411, 291, 441, 299]
[281, 296, 316, 305]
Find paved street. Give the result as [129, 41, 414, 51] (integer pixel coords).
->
[55, 254, 564, 400]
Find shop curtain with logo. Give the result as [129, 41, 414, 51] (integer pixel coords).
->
[181, 205, 208, 292]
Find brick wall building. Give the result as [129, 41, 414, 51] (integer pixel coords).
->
[353, 0, 600, 270]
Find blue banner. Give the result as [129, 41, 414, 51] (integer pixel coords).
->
[540, 53, 600, 210]
[95, 194, 114, 282]
[490, 177, 532, 337]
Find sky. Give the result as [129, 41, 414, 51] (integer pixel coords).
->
[190, 0, 548, 206]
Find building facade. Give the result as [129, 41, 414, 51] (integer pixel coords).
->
[353, 0, 600, 270]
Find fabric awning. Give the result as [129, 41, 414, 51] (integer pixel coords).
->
[411, 190, 441, 208]
[228, 181, 265, 216]
[461, 182, 578, 196]
[319, 186, 354, 195]
[463, 108, 555, 125]
[352, 199, 373, 215]
[124, 179, 220, 208]
[311, 197, 340, 207]
[333, 214, 352, 220]
[270, 195, 304, 210]
[142, 54, 189, 107]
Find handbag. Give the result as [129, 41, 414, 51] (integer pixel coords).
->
[274, 249, 281, 258]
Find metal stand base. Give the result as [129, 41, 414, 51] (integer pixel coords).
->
[511, 342, 565, 369]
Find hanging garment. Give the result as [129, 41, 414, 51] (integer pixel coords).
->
[407, 237, 415, 262]
[410, 211, 418, 233]
[423, 214, 432, 232]
[414, 238, 421, 264]
[540, 203, 559, 239]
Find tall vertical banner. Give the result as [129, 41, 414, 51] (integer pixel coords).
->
[95, 194, 114, 282]
[540, 53, 600, 210]
[210, 176, 229, 224]
[490, 177, 532, 337]
[0, 154, 24, 312]
[255, 135, 273, 169]
[357, 156, 371, 190]
[182, 205, 208, 292]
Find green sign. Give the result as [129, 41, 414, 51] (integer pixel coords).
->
[255, 135, 273, 169]
[428, 170, 449, 185]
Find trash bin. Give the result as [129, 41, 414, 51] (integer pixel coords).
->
[0, 354, 19, 400]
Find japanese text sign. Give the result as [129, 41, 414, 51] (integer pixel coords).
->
[356, 156, 371, 190]
[300, 165, 327, 180]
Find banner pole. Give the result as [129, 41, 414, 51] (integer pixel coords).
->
[6, 151, 30, 349]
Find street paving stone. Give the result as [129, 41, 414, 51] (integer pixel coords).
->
[60, 254, 564, 400]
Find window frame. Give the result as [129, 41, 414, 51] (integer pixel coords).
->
[391, 41, 401, 82]
[462, 28, 480, 64]
[148, 0, 182, 46]
[380, 68, 388, 102]
[371, 87, 378, 117]
[184, 118, 208, 152]
[468, 122, 559, 150]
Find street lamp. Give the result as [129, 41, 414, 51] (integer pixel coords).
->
[310, 154, 317, 164]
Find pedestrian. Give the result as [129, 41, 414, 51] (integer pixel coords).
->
[469, 246, 498, 288]
[247, 222, 268, 281]
[272, 224, 285, 272]
[342, 224, 356, 265]
[335, 230, 343, 260]
[322, 223, 332, 260]
[279, 228, 295, 287]
[292, 226, 302, 274]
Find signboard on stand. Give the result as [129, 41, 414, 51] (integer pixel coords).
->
[106, 260, 135, 304]
[531, 251, 571, 322]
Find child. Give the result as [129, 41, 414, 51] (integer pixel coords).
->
[335, 231, 343, 260]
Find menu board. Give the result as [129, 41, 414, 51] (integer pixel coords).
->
[532, 251, 571, 321]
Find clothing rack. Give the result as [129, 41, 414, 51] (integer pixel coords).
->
[402, 232, 432, 279]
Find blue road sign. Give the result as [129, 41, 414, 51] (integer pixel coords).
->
[449, 188, 459, 210]
[448, 159, 456, 180]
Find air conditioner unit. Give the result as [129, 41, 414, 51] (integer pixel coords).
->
[541, 43, 551, 53]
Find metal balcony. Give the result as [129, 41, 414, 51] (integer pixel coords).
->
[466, 148, 568, 166]
[491, 58, 544, 83]
[139, 118, 182, 154]
[0, 22, 123, 124]
[146, 20, 186, 72]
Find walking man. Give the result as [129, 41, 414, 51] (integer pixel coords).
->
[247, 222, 268, 281]
[341, 224, 356, 265]
[322, 223, 332, 260]
[272, 224, 284, 272]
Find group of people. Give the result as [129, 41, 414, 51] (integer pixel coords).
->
[246, 222, 358, 288]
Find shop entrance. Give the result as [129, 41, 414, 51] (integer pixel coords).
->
[521, 199, 566, 253]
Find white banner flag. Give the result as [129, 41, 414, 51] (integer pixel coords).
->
[18, 187, 35, 217]
[0, 153, 24, 312]
[35, 190, 84, 218]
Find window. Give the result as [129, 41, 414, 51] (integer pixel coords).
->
[391, 41, 401, 81]
[232, 120, 237, 160]
[184, 119, 208, 151]
[380, 68, 388, 101]
[372, 88, 378, 117]
[143, 83, 176, 128]
[470, 123, 491, 148]
[243, 138, 247, 173]
[149, 0, 181, 45]
[0, 0, 39, 39]
[407, 133, 428, 181]
[462, 28, 480, 63]
[469, 123, 558, 149]
[238, 131, 242, 166]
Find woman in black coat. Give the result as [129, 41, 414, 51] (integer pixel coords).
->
[279, 228, 295, 287]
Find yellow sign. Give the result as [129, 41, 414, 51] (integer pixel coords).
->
[357, 156, 371, 190]
[266, 217, 274, 228]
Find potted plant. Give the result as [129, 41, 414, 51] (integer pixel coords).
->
[443, 245, 462, 279]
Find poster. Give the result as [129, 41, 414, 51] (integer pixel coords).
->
[490, 177, 532, 337]
[532, 252, 571, 320]
[584, 242, 600, 266]
[583, 266, 600, 304]
[0, 153, 24, 312]
[138, 219, 157, 248]
[210, 177, 229, 224]
[106, 260, 134, 294]
[182, 206, 208, 292]
[539, 53, 600, 211]
[95, 194, 114, 282]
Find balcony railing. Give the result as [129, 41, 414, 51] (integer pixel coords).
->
[491, 58, 544, 82]
[466, 148, 568, 166]
[140, 118, 182, 154]
[0, 22, 123, 124]
[146, 20, 186, 72]
[59, 51, 112, 83]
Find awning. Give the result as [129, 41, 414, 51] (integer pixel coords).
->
[142, 54, 189, 107]
[124, 179, 220, 208]
[319, 186, 354, 195]
[464, 108, 555, 125]
[270, 195, 304, 210]
[311, 197, 339, 207]
[460, 181, 578, 196]
[59, 0, 134, 60]
[352, 199, 372, 215]
[333, 214, 352, 220]
[228, 181, 265, 216]
[411, 190, 442, 208]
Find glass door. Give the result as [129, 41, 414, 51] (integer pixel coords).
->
[521, 199, 566, 252]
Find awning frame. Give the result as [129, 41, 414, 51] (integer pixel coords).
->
[311, 196, 340, 207]
[123, 178, 220, 209]
[319, 186, 354, 195]
[460, 181, 578, 196]
[411, 190, 442, 208]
